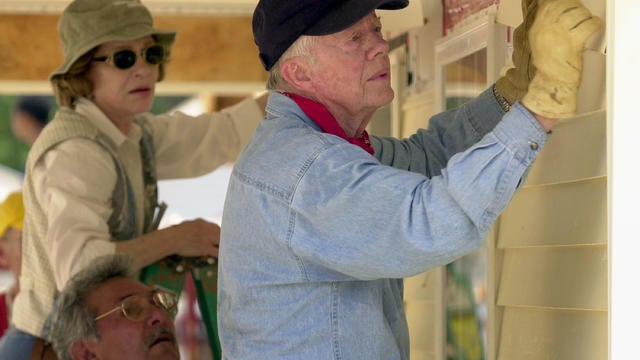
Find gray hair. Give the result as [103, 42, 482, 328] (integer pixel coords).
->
[266, 35, 317, 91]
[48, 254, 137, 360]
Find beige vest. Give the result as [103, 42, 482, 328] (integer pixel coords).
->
[14, 108, 156, 336]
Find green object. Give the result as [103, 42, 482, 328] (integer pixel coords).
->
[0, 95, 30, 172]
[445, 263, 485, 360]
[140, 257, 221, 360]
[193, 266, 221, 357]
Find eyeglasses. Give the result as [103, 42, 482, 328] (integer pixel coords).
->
[94, 287, 178, 322]
[91, 45, 166, 70]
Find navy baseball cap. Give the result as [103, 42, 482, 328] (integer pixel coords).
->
[253, 0, 409, 71]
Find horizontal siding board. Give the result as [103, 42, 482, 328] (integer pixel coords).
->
[497, 307, 606, 360]
[497, 246, 607, 310]
[498, 177, 607, 248]
[522, 110, 606, 186]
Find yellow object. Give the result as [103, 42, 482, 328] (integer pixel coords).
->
[0, 191, 24, 236]
[521, 0, 603, 118]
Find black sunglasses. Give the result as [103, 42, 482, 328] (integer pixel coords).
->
[92, 45, 166, 70]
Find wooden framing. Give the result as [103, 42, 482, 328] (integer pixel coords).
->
[0, 14, 267, 84]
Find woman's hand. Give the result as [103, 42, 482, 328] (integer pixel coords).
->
[116, 218, 222, 269]
[166, 219, 220, 258]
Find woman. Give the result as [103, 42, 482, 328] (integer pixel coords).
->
[0, 0, 264, 358]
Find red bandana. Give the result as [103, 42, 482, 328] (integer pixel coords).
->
[282, 92, 375, 155]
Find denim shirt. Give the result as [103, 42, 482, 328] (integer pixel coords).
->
[219, 88, 548, 359]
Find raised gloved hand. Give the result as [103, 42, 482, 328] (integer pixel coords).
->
[521, 0, 602, 118]
[495, 0, 538, 105]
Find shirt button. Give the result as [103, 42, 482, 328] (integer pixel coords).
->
[528, 141, 539, 151]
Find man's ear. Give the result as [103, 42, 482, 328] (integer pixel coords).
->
[280, 59, 312, 92]
[70, 340, 98, 360]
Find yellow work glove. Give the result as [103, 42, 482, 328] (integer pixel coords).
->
[495, 0, 538, 105]
[521, 0, 602, 118]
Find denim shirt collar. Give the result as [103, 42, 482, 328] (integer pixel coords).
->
[266, 91, 321, 130]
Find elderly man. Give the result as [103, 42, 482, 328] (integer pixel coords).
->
[218, 0, 600, 358]
[48, 254, 179, 360]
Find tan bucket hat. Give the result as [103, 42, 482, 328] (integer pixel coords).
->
[50, 0, 176, 79]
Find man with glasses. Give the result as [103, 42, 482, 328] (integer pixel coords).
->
[49, 254, 180, 360]
[1, 0, 265, 358]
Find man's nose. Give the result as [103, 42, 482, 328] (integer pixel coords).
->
[146, 302, 173, 326]
[368, 33, 389, 59]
